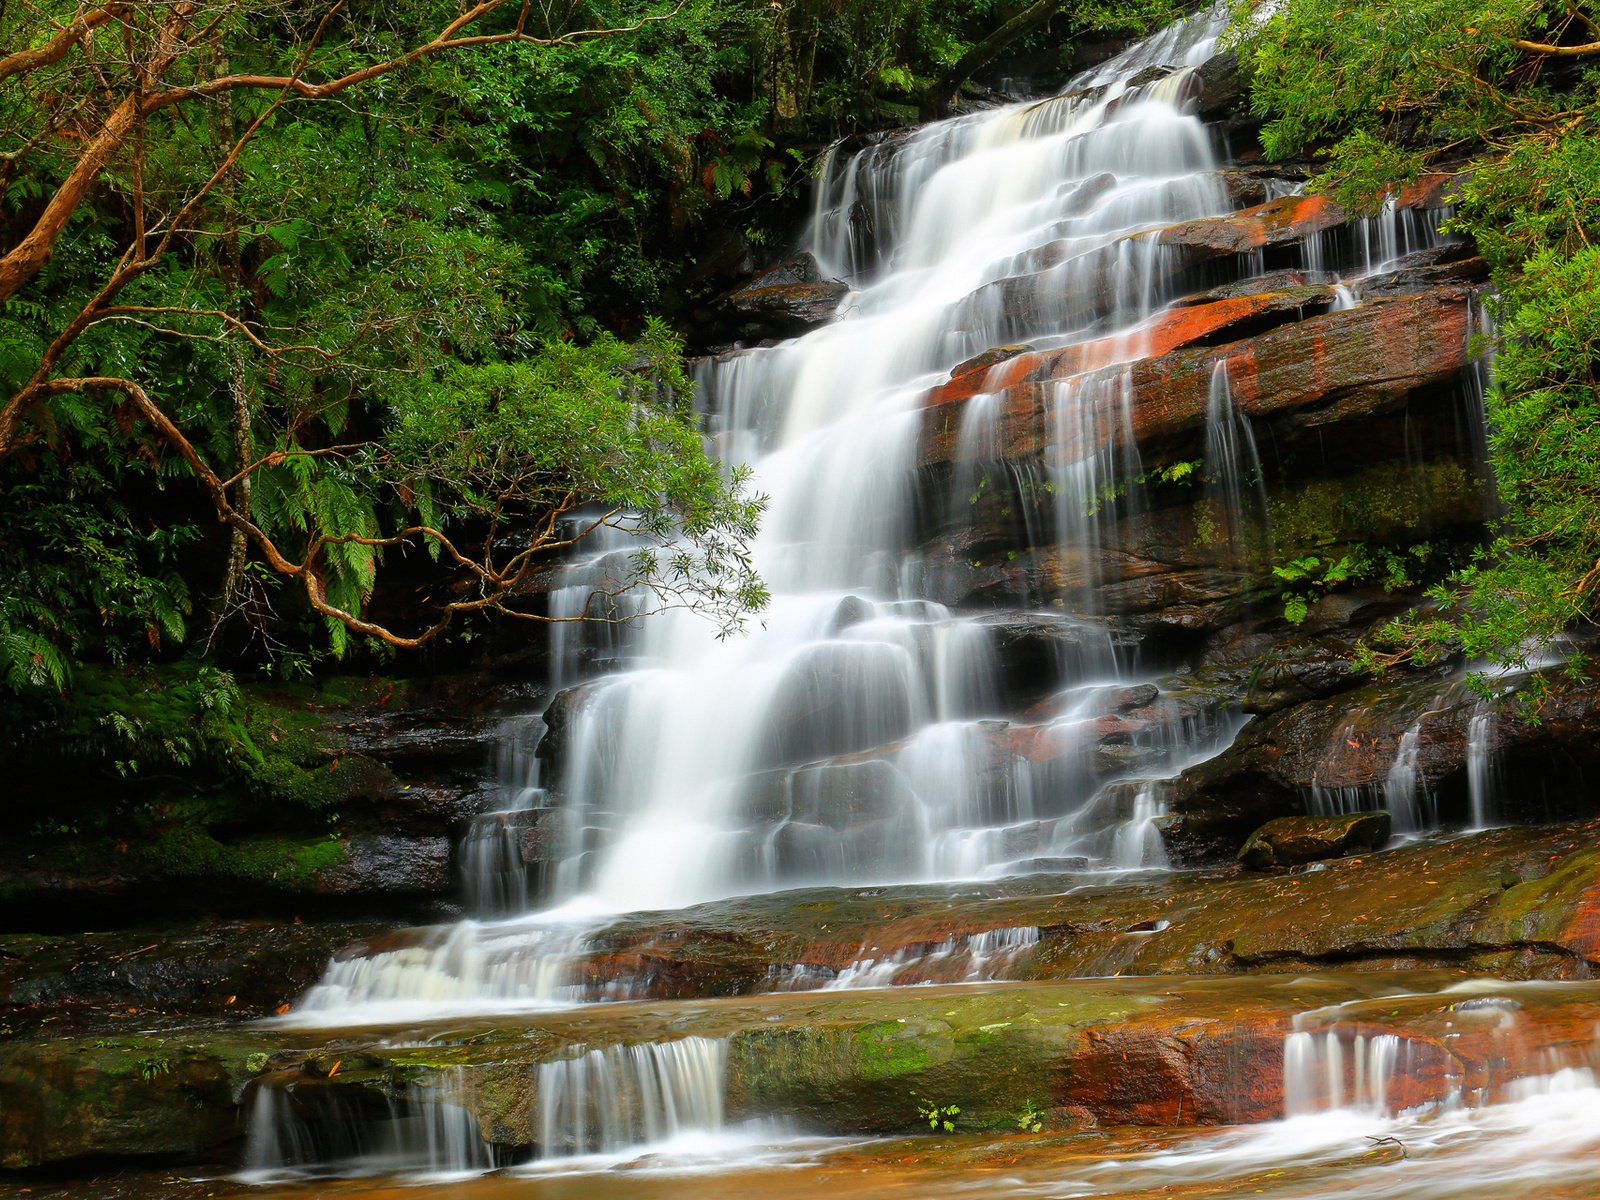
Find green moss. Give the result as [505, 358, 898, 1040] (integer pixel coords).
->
[1268, 458, 1473, 553]
[133, 828, 345, 888]
[854, 1021, 936, 1079]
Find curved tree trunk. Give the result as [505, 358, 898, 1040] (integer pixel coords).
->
[918, 0, 1064, 120]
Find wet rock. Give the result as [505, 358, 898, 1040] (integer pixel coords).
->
[1161, 667, 1600, 863]
[761, 641, 919, 768]
[535, 679, 609, 767]
[828, 593, 876, 634]
[0, 1034, 256, 1170]
[978, 613, 1119, 704]
[515, 809, 569, 866]
[1218, 167, 1311, 208]
[919, 287, 1480, 472]
[1192, 49, 1250, 118]
[722, 252, 850, 335]
[1238, 812, 1392, 869]
[772, 816, 921, 880]
[1010, 855, 1091, 873]
[1241, 635, 1363, 713]
[312, 834, 452, 899]
[0, 919, 397, 1018]
[1107, 684, 1160, 711]
[1157, 194, 1350, 257]
[788, 760, 919, 829]
[923, 285, 1337, 423]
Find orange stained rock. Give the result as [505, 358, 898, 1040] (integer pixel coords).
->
[925, 291, 1306, 413]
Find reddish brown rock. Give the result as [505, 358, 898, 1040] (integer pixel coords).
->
[722, 251, 851, 333]
[924, 285, 1336, 418]
[1157, 194, 1348, 256]
[918, 286, 1477, 468]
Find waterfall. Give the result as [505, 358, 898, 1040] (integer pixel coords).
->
[1109, 785, 1171, 869]
[241, 1069, 493, 1180]
[1466, 703, 1500, 829]
[773, 925, 1043, 991]
[1283, 1030, 1409, 1117]
[293, 0, 1471, 1025]
[458, 713, 548, 916]
[536, 1038, 729, 1158]
[1382, 719, 1429, 834]
[1202, 358, 1268, 562]
[541, 13, 1241, 915]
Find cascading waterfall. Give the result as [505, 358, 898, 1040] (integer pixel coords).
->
[543, 16, 1243, 916]
[458, 714, 548, 915]
[295, 0, 1473, 1028]
[536, 1038, 729, 1158]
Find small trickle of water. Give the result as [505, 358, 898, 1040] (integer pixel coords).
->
[1202, 359, 1269, 562]
[1283, 1029, 1407, 1117]
[1110, 785, 1170, 869]
[1383, 719, 1429, 834]
[1466, 703, 1500, 830]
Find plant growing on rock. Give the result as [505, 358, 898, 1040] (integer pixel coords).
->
[916, 1097, 961, 1132]
[1232, 0, 1600, 681]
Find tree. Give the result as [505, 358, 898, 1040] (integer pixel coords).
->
[1232, 0, 1600, 680]
[0, 0, 767, 686]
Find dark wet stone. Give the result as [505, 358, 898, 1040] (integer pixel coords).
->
[313, 835, 452, 898]
[1239, 812, 1392, 869]
[722, 252, 850, 334]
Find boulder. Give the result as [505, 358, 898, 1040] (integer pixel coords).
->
[1192, 48, 1250, 118]
[1238, 812, 1392, 869]
[311, 834, 453, 899]
[722, 252, 850, 335]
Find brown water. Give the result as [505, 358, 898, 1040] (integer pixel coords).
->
[27, 1097, 1600, 1200]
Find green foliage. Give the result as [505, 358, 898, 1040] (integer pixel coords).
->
[137, 1055, 173, 1083]
[0, 0, 777, 698]
[1143, 458, 1204, 487]
[917, 1098, 962, 1132]
[1235, 0, 1600, 669]
[1233, 0, 1537, 192]
[1272, 544, 1437, 624]
[1015, 1098, 1045, 1132]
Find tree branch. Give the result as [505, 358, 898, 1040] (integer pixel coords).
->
[0, 0, 684, 305]
[1510, 36, 1600, 56]
[0, 2, 129, 82]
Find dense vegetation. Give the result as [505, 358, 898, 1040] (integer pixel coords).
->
[0, 0, 1168, 879]
[1232, 0, 1600, 679]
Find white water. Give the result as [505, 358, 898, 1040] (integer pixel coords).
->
[1201, 357, 1268, 563]
[241, 1067, 494, 1181]
[537, 1037, 731, 1158]
[546, 10, 1245, 916]
[766, 924, 1043, 991]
